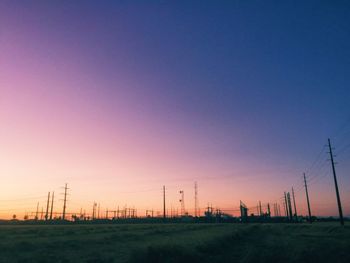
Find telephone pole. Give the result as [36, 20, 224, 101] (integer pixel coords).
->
[303, 173, 312, 223]
[179, 190, 185, 216]
[163, 185, 166, 220]
[50, 192, 54, 220]
[45, 192, 50, 220]
[287, 192, 293, 221]
[292, 187, 297, 219]
[259, 201, 262, 216]
[92, 202, 97, 219]
[328, 138, 344, 226]
[62, 183, 68, 220]
[284, 192, 289, 219]
[98, 203, 100, 219]
[35, 202, 39, 220]
[194, 182, 198, 217]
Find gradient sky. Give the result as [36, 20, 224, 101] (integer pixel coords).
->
[1, 1, 350, 219]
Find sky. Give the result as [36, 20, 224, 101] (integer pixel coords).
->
[0, 1, 350, 219]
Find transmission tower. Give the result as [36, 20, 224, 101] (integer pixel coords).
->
[179, 190, 185, 216]
[194, 182, 198, 217]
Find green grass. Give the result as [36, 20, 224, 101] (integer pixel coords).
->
[0, 223, 349, 262]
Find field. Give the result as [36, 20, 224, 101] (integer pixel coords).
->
[0, 223, 349, 262]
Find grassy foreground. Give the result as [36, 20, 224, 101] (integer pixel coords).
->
[0, 223, 349, 262]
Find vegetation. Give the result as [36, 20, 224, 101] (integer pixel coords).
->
[0, 223, 349, 262]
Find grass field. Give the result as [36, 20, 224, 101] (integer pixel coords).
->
[0, 223, 349, 262]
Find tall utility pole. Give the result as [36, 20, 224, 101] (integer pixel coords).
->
[284, 192, 289, 219]
[287, 192, 293, 221]
[45, 192, 50, 220]
[259, 201, 262, 216]
[194, 182, 198, 217]
[50, 192, 54, 220]
[328, 138, 344, 226]
[98, 203, 100, 219]
[163, 185, 166, 220]
[179, 190, 185, 216]
[62, 183, 68, 220]
[278, 204, 281, 217]
[35, 202, 39, 220]
[292, 187, 297, 219]
[92, 202, 96, 219]
[303, 173, 312, 223]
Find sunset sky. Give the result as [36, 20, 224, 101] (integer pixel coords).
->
[0, 1, 350, 219]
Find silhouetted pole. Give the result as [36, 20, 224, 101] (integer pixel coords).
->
[292, 187, 297, 219]
[163, 185, 166, 220]
[259, 201, 262, 216]
[328, 138, 344, 226]
[284, 192, 289, 219]
[98, 203, 100, 219]
[303, 173, 312, 223]
[179, 190, 185, 216]
[278, 204, 281, 217]
[50, 191, 54, 220]
[62, 183, 68, 220]
[45, 192, 50, 220]
[194, 182, 198, 217]
[287, 192, 293, 221]
[35, 202, 39, 220]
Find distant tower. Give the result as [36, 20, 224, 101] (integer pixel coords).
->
[179, 190, 185, 216]
[194, 182, 198, 217]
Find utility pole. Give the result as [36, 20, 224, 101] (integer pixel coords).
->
[50, 192, 54, 220]
[303, 173, 312, 223]
[163, 185, 166, 220]
[328, 138, 344, 226]
[194, 182, 198, 217]
[92, 202, 97, 219]
[278, 203, 281, 217]
[35, 202, 39, 220]
[287, 192, 293, 221]
[62, 183, 68, 220]
[45, 192, 50, 221]
[179, 190, 185, 216]
[292, 187, 297, 219]
[98, 203, 100, 219]
[259, 201, 262, 216]
[284, 192, 289, 219]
